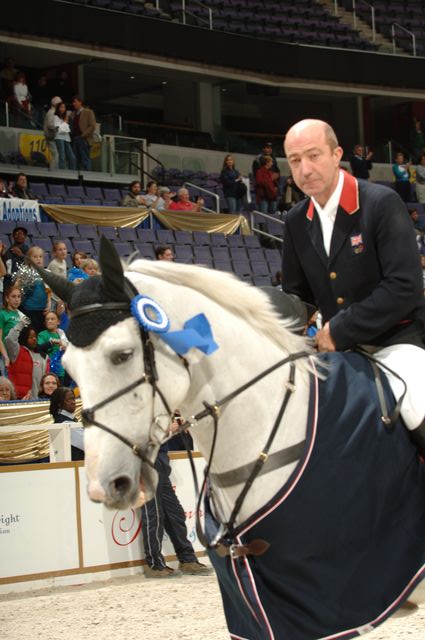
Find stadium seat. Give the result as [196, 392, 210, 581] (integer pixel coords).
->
[243, 235, 261, 248]
[48, 184, 67, 198]
[36, 222, 58, 238]
[85, 187, 104, 200]
[227, 234, 244, 248]
[98, 225, 117, 239]
[230, 247, 248, 262]
[174, 244, 193, 262]
[29, 182, 49, 200]
[253, 275, 272, 287]
[67, 185, 86, 199]
[73, 239, 94, 254]
[193, 246, 212, 262]
[57, 223, 80, 238]
[174, 231, 193, 245]
[118, 227, 138, 242]
[210, 233, 227, 247]
[134, 243, 155, 259]
[192, 231, 211, 245]
[103, 188, 121, 202]
[156, 229, 175, 244]
[137, 229, 156, 243]
[78, 224, 98, 239]
[213, 260, 233, 272]
[211, 247, 230, 261]
[64, 198, 83, 206]
[251, 261, 270, 277]
[113, 241, 134, 257]
[83, 199, 102, 206]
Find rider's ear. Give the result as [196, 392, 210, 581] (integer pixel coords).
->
[99, 235, 128, 300]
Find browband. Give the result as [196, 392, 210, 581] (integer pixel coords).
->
[70, 301, 131, 318]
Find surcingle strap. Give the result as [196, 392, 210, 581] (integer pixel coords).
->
[410, 419, 425, 458]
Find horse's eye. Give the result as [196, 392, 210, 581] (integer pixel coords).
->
[110, 349, 134, 365]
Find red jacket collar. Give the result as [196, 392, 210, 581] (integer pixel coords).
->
[306, 170, 359, 221]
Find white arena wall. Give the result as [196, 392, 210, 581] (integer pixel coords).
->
[0, 453, 206, 594]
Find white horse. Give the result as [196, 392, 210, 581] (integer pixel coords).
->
[38, 238, 425, 640]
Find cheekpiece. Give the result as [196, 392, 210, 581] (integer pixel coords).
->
[131, 294, 170, 333]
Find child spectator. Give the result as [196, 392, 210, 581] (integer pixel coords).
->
[81, 258, 99, 277]
[67, 251, 88, 283]
[6, 320, 50, 400]
[0, 376, 17, 401]
[0, 285, 25, 372]
[48, 240, 68, 309]
[54, 101, 76, 170]
[255, 155, 278, 214]
[49, 387, 84, 460]
[20, 246, 51, 332]
[38, 372, 60, 400]
[37, 311, 68, 383]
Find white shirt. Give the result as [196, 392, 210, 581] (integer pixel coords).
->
[311, 170, 344, 256]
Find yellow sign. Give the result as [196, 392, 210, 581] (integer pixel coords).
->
[19, 133, 51, 164]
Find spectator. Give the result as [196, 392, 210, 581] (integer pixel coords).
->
[67, 251, 88, 283]
[20, 246, 51, 332]
[37, 311, 68, 383]
[121, 180, 147, 207]
[392, 152, 411, 203]
[168, 188, 204, 212]
[0, 240, 6, 305]
[421, 246, 425, 291]
[81, 258, 99, 277]
[43, 96, 62, 171]
[0, 176, 10, 198]
[2, 226, 29, 291]
[0, 285, 24, 372]
[252, 141, 280, 178]
[70, 95, 96, 171]
[255, 155, 278, 214]
[0, 376, 17, 402]
[12, 72, 31, 115]
[6, 320, 50, 400]
[0, 57, 19, 99]
[410, 119, 425, 164]
[48, 240, 68, 310]
[409, 208, 425, 235]
[155, 245, 174, 261]
[38, 372, 60, 399]
[279, 174, 304, 212]
[31, 74, 51, 123]
[156, 187, 176, 211]
[220, 154, 245, 213]
[11, 174, 36, 200]
[415, 153, 425, 205]
[349, 144, 373, 180]
[48, 241, 68, 279]
[49, 387, 84, 461]
[54, 102, 76, 170]
[143, 181, 161, 208]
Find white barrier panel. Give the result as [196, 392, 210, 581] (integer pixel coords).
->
[0, 197, 40, 222]
[0, 467, 79, 578]
[0, 454, 206, 587]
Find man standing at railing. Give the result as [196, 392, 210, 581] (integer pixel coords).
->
[70, 95, 96, 172]
[349, 144, 373, 180]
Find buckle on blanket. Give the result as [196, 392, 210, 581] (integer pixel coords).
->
[215, 539, 271, 559]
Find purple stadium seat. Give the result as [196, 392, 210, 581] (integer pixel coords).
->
[243, 234, 261, 248]
[48, 184, 67, 198]
[214, 260, 233, 272]
[67, 185, 86, 199]
[247, 247, 265, 261]
[78, 224, 98, 239]
[97, 225, 117, 240]
[174, 231, 193, 245]
[156, 229, 175, 244]
[34, 237, 53, 253]
[102, 201, 120, 207]
[251, 261, 270, 276]
[210, 233, 227, 247]
[29, 182, 49, 199]
[137, 229, 156, 243]
[174, 245, 193, 262]
[193, 231, 211, 245]
[230, 247, 248, 262]
[118, 227, 138, 242]
[227, 234, 244, 248]
[85, 187, 103, 200]
[64, 198, 83, 206]
[43, 196, 64, 205]
[113, 241, 134, 257]
[36, 221, 58, 237]
[253, 275, 272, 287]
[233, 261, 252, 277]
[83, 199, 101, 206]
[103, 188, 121, 201]
[211, 247, 230, 261]
[134, 243, 155, 259]
[73, 239, 94, 254]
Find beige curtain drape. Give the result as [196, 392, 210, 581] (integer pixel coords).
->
[41, 205, 251, 235]
[0, 400, 82, 463]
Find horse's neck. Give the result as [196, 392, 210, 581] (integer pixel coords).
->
[181, 328, 311, 526]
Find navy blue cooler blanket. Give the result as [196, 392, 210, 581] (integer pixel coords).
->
[206, 351, 425, 640]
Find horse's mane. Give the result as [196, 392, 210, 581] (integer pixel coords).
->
[126, 258, 315, 371]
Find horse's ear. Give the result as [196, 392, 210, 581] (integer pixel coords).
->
[99, 235, 128, 299]
[29, 261, 74, 303]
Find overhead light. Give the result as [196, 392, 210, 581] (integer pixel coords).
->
[130, 75, 135, 80]
[161, 81, 168, 85]
[221, 88, 227, 92]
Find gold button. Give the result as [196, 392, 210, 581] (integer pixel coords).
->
[329, 272, 337, 280]
[336, 297, 344, 305]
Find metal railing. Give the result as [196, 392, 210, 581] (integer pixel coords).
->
[250, 209, 284, 244]
[183, 181, 219, 213]
[392, 22, 416, 57]
[181, 0, 213, 29]
[352, 0, 375, 43]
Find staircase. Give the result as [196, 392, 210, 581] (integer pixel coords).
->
[318, 0, 406, 55]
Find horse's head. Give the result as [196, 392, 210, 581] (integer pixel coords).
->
[37, 238, 193, 509]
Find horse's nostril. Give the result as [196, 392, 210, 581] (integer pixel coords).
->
[111, 475, 132, 496]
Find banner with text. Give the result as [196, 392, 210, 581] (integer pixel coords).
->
[0, 197, 40, 222]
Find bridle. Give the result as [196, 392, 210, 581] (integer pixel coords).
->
[76, 294, 310, 546]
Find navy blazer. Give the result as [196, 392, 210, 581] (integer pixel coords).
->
[282, 172, 425, 350]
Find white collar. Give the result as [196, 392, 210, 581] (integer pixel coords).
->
[59, 409, 75, 420]
[311, 170, 344, 220]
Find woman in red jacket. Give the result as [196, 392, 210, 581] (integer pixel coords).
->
[255, 155, 279, 214]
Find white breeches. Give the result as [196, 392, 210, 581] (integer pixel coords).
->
[374, 344, 425, 431]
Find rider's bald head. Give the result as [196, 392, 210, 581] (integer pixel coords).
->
[284, 119, 339, 154]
